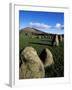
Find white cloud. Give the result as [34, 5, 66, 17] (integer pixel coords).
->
[29, 22, 51, 30]
[55, 23, 64, 30]
[56, 23, 61, 28]
[29, 22, 64, 31]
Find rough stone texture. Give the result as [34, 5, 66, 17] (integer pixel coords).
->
[19, 47, 45, 79]
[55, 35, 59, 46]
[40, 48, 54, 68]
[38, 36, 41, 39]
[60, 35, 63, 42]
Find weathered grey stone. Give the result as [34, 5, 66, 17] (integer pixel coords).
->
[38, 36, 41, 39]
[40, 48, 54, 68]
[55, 35, 59, 46]
[19, 47, 45, 79]
[60, 35, 63, 42]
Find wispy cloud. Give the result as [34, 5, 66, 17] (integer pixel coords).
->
[29, 22, 51, 30]
[29, 22, 64, 31]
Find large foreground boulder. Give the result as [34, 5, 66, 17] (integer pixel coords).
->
[40, 48, 54, 68]
[19, 47, 45, 79]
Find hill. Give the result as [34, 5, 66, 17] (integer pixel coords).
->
[20, 27, 64, 36]
[20, 27, 45, 34]
[19, 28, 64, 78]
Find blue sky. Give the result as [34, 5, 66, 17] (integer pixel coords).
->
[19, 10, 64, 34]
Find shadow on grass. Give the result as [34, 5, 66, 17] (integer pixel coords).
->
[29, 42, 53, 46]
[41, 39, 52, 42]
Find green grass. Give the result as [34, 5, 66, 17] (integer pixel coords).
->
[19, 32, 64, 77]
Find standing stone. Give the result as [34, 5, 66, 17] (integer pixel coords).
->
[40, 48, 54, 68]
[52, 35, 56, 46]
[19, 47, 45, 79]
[39, 36, 41, 39]
[60, 35, 63, 42]
[55, 35, 59, 46]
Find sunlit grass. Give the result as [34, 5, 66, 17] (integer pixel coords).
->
[19, 32, 64, 77]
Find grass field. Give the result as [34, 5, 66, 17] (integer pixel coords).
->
[19, 31, 64, 78]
